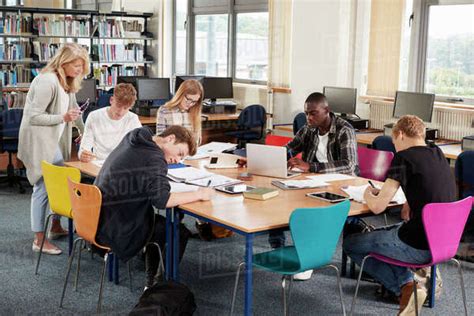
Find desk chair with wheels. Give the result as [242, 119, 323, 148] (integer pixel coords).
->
[372, 135, 396, 153]
[455, 151, 474, 259]
[292, 112, 306, 135]
[230, 200, 350, 316]
[0, 108, 26, 193]
[225, 104, 266, 148]
[350, 197, 473, 316]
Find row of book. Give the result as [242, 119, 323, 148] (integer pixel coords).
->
[91, 43, 144, 62]
[0, 15, 33, 34]
[2, 91, 27, 109]
[34, 16, 90, 37]
[32, 42, 60, 62]
[93, 65, 145, 87]
[0, 42, 32, 61]
[0, 65, 39, 86]
[98, 19, 143, 38]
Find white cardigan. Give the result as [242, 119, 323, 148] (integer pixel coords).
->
[18, 72, 84, 185]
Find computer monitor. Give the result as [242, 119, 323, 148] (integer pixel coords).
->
[174, 75, 204, 92]
[117, 76, 148, 89]
[76, 78, 96, 104]
[323, 86, 357, 116]
[393, 91, 435, 122]
[202, 77, 233, 101]
[136, 78, 170, 101]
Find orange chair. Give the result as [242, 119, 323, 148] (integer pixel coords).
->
[60, 178, 131, 313]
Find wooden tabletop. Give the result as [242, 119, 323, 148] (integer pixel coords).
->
[139, 113, 240, 126]
[65, 159, 384, 233]
[356, 131, 384, 145]
[439, 144, 463, 160]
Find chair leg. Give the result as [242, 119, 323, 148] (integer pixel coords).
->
[349, 254, 371, 316]
[281, 275, 292, 316]
[74, 239, 83, 291]
[97, 252, 109, 314]
[149, 242, 165, 277]
[59, 238, 82, 308]
[413, 280, 419, 316]
[128, 260, 133, 292]
[451, 258, 469, 316]
[327, 265, 347, 316]
[230, 262, 245, 316]
[34, 213, 53, 275]
[383, 213, 388, 226]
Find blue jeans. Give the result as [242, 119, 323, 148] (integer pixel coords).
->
[342, 222, 431, 296]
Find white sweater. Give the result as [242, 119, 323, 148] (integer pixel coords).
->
[78, 107, 142, 160]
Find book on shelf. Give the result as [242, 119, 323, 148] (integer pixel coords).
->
[33, 16, 90, 37]
[0, 42, 32, 61]
[243, 187, 279, 201]
[94, 64, 145, 87]
[97, 18, 143, 38]
[0, 65, 39, 86]
[0, 14, 33, 34]
[92, 43, 145, 63]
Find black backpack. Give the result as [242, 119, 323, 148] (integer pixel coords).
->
[129, 281, 196, 316]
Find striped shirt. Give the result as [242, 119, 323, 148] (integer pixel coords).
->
[156, 105, 201, 143]
[287, 113, 359, 175]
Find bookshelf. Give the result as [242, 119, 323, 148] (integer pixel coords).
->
[0, 6, 154, 107]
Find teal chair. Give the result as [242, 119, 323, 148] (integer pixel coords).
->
[230, 200, 350, 315]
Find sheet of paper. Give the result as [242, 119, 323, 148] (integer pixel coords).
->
[167, 167, 212, 182]
[169, 182, 200, 193]
[306, 173, 355, 182]
[341, 184, 406, 204]
[186, 174, 242, 187]
[278, 179, 328, 189]
[186, 142, 237, 160]
[91, 160, 105, 167]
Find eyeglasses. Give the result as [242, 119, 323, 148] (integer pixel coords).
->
[184, 95, 200, 105]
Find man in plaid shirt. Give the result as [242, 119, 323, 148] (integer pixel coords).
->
[287, 92, 359, 175]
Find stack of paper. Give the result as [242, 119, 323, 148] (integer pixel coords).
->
[167, 166, 241, 187]
[275, 179, 328, 189]
[306, 173, 355, 182]
[170, 182, 200, 193]
[341, 184, 406, 204]
[186, 174, 241, 187]
[186, 142, 237, 160]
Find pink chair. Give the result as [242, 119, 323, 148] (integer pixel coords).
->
[357, 146, 394, 182]
[350, 197, 473, 316]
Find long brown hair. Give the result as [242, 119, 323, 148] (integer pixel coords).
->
[42, 43, 90, 93]
[164, 79, 204, 136]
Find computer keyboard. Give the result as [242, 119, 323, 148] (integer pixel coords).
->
[204, 100, 237, 106]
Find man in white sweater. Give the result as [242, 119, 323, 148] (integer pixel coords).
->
[79, 83, 142, 162]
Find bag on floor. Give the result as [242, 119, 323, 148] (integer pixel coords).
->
[129, 280, 196, 316]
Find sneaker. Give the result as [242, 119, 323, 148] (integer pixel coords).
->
[399, 281, 427, 316]
[293, 270, 313, 281]
[195, 221, 213, 241]
[32, 241, 62, 255]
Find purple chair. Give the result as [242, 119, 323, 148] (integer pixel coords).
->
[357, 146, 394, 182]
[350, 197, 473, 316]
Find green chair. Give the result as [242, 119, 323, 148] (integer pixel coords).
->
[230, 200, 350, 315]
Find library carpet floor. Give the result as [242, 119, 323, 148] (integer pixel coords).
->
[0, 184, 473, 315]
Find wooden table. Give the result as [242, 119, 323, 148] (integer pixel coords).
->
[65, 159, 389, 316]
[139, 113, 240, 126]
[439, 143, 463, 160]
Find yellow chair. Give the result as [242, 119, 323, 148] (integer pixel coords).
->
[34, 160, 81, 275]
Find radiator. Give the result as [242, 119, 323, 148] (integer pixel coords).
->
[369, 100, 474, 140]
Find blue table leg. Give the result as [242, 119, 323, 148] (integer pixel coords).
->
[68, 218, 74, 256]
[108, 253, 114, 282]
[114, 255, 119, 285]
[172, 209, 180, 282]
[165, 208, 173, 280]
[429, 265, 436, 308]
[244, 234, 254, 316]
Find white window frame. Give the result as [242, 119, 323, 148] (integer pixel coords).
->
[408, 0, 474, 105]
[172, 0, 268, 85]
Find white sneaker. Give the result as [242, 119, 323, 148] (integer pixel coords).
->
[293, 270, 313, 281]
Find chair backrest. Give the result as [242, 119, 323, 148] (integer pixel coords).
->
[67, 178, 104, 247]
[357, 146, 394, 182]
[237, 104, 266, 130]
[455, 151, 474, 198]
[290, 200, 350, 270]
[41, 161, 81, 218]
[372, 135, 396, 153]
[1, 108, 23, 138]
[292, 112, 306, 135]
[265, 135, 292, 147]
[423, 197, 473, 264]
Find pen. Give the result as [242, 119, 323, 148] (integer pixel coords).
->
[206, 179, 212, 187]
[368, 180, 376, 189]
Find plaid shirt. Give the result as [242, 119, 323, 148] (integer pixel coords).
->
[156, 106, 201, 143]
[287, 113, 359, 175]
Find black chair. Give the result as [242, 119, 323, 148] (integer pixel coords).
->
[293, 112, 306, 135]
[455, 151, 474, 255]
[0, 108, 26, 193]
[225, 104, 266, 148]
[372, 135, 396, 153]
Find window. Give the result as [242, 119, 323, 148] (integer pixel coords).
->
[235, 12, 268, 81]
[173, 0, 268, 83]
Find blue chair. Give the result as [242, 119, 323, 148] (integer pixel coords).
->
[230, 200, 350, 316]
[293, 112, 306, 135]
[0, 108, 26, 193]
[455, 151, 474, 245]
[225, 104, 266, 148]
[372, 135, 396, 153]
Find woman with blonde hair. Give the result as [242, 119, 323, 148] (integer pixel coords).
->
[156, 79, 204, 143]
[18, 43, 90, 254]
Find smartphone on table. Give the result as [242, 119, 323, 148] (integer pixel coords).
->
[306, 191, 351, 203]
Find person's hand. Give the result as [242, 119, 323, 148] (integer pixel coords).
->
[79, 150, 95, 163]
[364, 185, 380, 197]
[287, 157, 310, 172]
[401, 202, 411, 221]
[197, 188, 214, 201]
[63, 108, 82, 122]
[237, 157, 247, 167]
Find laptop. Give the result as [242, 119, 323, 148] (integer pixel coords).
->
[246, 144, 301, 178]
